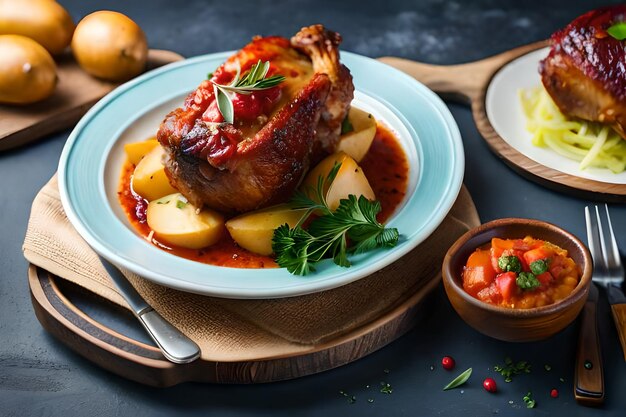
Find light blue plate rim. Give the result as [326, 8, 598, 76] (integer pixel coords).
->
[58, 50, 464, 299]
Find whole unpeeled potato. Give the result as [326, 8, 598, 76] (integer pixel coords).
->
[72, 11, 148, 82]
[0, 35, 57, 104]
[0, 0, 75, 55]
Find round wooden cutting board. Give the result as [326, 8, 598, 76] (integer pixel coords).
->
[28, 265, 439, 387]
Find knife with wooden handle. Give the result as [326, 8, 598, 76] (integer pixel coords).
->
[575, 283, 604, 406]
[608, 284, 626, 361]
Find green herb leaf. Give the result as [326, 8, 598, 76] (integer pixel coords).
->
[498, 255, 522, 273]
[207, 72, 213, 80]
[443, 367, 472, 391]
[517, 272, 541, 290]
[214, 85, 234, 124]
[176, 200, 187, 209]
[607, 22, 626, 40]
[271, 163, 399, 275]
[341, 114, 354, 135]
[530, 259, 549, 275]
[380, 382, 393, 394]
[523, 392, 536, 408]
[494, 357, 531, 382]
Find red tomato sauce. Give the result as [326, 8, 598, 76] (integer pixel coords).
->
[118, 123, 408, 268]
[462, 236, 581, 309]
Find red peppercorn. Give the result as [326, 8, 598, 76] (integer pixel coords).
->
[483, 377, 497, 393]
[441, 356, 455, 370]
[550, 389, 559, 398]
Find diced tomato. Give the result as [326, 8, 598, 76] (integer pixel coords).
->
[477, 283, 503, 304]
[202, 100, 224, 123]
[467, 249, 493, 270]
[492, 238, 515, 251]
[463, 266, 495, 297]
[490, 246, 505, 273]
[523, 247, 555, 267]
[536, 272, 553, 286]
[548, 255, 565, 279]
[496, 272, 517, 302]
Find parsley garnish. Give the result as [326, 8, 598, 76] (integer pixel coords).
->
[271, 163, 399, 275]
[607, 22, 626, 40]
[493, 357, 531, 382]
[530, 259, 549, 275]
[517, 272, 541, 290]
[176, 200, 187, 209]
[498, 255, 522, 273]
[211, 60, 285, 124]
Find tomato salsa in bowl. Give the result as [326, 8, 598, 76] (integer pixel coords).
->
[442, 218, 592, 342]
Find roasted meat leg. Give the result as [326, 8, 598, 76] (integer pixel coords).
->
[540, 6, 626, 138]
[157, 25, 354, 213]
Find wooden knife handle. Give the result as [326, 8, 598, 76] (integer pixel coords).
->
[611, 303, 626, 361]
[574, 298, 604, 405]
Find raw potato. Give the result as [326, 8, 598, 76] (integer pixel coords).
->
[124, 138, 158, 165]
[72, 11, 147, 82]
[226, 205, 307, 256]
[0, 35, 57, 104]
[336, 107, 377, 162]
[0, 0, 74, 55]
[132, 145, 178, 201]
[302, 151, 375, 211]
[147, 194, 224, 249]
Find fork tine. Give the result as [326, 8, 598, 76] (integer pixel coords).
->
[585, 206, 602, 275]
[604, 204, 624, 275]
[595, 205, 610, 272]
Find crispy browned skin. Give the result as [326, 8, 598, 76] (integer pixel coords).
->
[161, 74, 330, 212]
[540, 6, 626, 138]
[157, 25, 353, 212]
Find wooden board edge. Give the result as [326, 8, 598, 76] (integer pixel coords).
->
[0, 49, 184, 152]
[472, 97, 626, 202]
[28, 264, 438, 386]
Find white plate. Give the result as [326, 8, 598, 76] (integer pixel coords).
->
[486, 47, 626, 185]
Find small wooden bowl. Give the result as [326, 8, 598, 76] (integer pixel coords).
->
[442, 218, 592, 342]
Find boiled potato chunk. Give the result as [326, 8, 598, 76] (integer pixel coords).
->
[302, 151, 375, 211]
[124, 138, 158, 165]
[226, 205, 307, 256]
[336, 107, 377, 162]
[132, 145, 177, 201]
[147, 193, 224, 249]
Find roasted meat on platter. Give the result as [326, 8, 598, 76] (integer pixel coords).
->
[157, 25, 354, 213]
[539, 5, 626, 138]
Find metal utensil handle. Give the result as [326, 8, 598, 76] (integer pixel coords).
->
[138, 310, 201, 364]
[574, 293, 604, 405]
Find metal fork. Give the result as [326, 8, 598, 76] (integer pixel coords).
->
[575, 205, 625, 405]
[586, 205, 625, 287]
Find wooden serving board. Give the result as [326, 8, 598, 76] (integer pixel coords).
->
[28, 265, 438, 386]
[0, 49, 183, 152]
[380, 42, 626, 202]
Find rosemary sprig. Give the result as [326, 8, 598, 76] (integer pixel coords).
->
[211, 60, 285, 123]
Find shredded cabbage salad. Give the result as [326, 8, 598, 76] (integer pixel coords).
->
[519, 86, 626, 173]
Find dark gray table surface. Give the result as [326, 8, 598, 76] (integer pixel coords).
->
[1, 0, 625, 416]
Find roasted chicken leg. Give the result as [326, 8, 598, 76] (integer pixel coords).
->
[540, 5, 626, 138]
[157, 25, 354, 213]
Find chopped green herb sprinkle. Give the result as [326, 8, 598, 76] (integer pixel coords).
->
[494, 358, 531, 382]
[380, 382, 393, 394]
[523, 392, 536, 408]
[176, 200, 187, 209]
